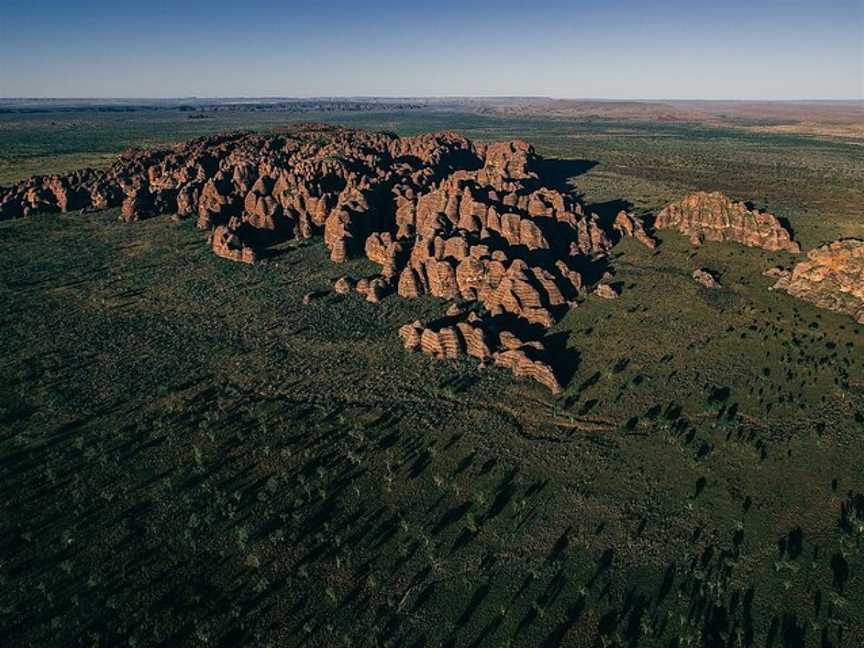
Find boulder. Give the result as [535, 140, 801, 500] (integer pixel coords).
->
[692, 268, 721, 289]
[594, 283, 619, 300]
[334, 276, 356, 294]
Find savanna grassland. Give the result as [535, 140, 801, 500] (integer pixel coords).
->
[1, 106, 863, 647]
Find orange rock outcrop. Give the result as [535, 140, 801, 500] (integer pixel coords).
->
[655, 191, 799, 253]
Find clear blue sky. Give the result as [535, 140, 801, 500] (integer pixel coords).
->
[1, 0, 861, 99]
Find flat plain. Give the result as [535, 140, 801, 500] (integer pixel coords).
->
[1, 103, 863, 647]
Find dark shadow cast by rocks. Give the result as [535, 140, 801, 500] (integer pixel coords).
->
[777, 216, 797, 242]
[485, 312, 549, 342]
[567, 253, 614, 286]
[534, 158, 598, 193]
[542, 332, 581, 387]
[582, 198, 634, 230]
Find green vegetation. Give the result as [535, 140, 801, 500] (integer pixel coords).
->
[1, 109, 863, 646]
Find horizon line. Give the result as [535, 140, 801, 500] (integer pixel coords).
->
[1, 95, 862, 103]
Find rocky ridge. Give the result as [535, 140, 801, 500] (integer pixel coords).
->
[1, 125, 624, 392]
[5, 125, 854, 391]
[655, 191, 800, 253]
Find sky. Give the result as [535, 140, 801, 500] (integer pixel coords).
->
[1, 0, 861, 100]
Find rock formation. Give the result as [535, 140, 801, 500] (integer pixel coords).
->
[762, 266, 787, 279]
[613, 210, 657, 250]
[594, 283, 619, 300]
[210, 225, 257, 264]
[770, 239, 864, 323]
[0, 124, 613, 393]
[655, 191, 800, 253]
[334, 276, 355, 294]
[4, 124, 812, 393]
[692, 268, 721, 289]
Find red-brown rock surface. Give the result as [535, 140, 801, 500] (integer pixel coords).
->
[594, 283, 619, 300]
[655, 191, 800, 253]
[334, 276, 356, 294]
[210, 225, 257, 264]
[771, 239, 864, 323]
[494, 347, 561, 394]
[613, 210, 657, 250]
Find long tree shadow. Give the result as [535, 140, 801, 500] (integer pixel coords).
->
[541, 598, 585, 647]
[456, 583, 491, 627]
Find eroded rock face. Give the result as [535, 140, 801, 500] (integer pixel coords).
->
[655, 191, 800, 253]
[771, 239, 864, 323]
